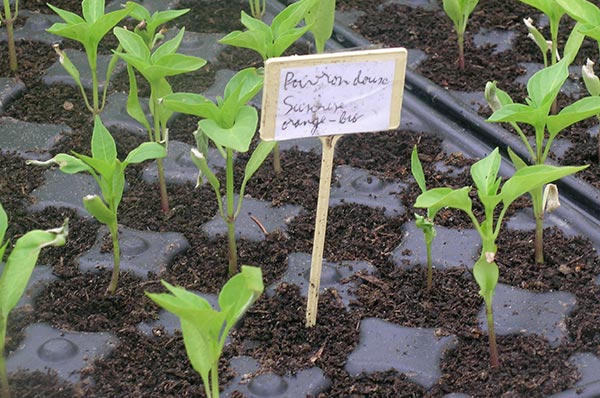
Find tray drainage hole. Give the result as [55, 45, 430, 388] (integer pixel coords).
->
[248, 374, 288, 395]
[120, 236, 149, 256]
[304, 265, 341, 284]
[37, 338, 79, 362]
[175, 152, 195, 168]
[351, 176, 384, 192]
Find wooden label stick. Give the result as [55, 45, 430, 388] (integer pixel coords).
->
[260, 48, 407, 327]
[305, 134, 341, 327]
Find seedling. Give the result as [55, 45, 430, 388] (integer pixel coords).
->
[523, 17, 554, 67]
[146, 265, 263, 398]
[414, 147, 586, 367]
[410, 146, 437, 292]
[219, 0, 315, 61]
[519, 0, 566, 66]
[163, 68, 276, 276]
[47, 0, 133, 115]
[486, 58, 600, 263]
[113, 25, 206, 213]
[1, 0, 18, 72]
[0, 202, 68, 398]
[28, 116, 166, 294]
[442, 0, 479, 69]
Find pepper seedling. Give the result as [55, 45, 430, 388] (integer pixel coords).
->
[47, 0, 133, 115]
[113, 24, 206, 214]
[485, 57, 599, 264]
[442, 0, 479, 69]
[146, 265, 263, 398]
[28, 116, 166, 294]
[0, 202, 68, 398]
[410, 146, 437, 292]
[163, 68, 276, 276]
[1, 0, 18, 72]
[219, 0, 316, 61]
[519, 0, 566, 67]
[414, 147, 587, 367]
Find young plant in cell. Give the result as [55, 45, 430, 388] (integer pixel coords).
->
[414, 147, 587, 367]
[0, 203, 68, 398]
[519, 0, 566, 67]
[1, 0, 19, 72]
[146, 265, 263, 398]
[442, 0, 479, 70]
[485, 57, 600, 264]
[163, 68, 276, 276]
[28, 116, 166, 294]
[113, 25, 206, 214]
[219, 0, 315, 61]
[410, 146, 437, 292]
[47, 0, 133, 115]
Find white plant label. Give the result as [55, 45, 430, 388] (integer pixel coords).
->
[261, 48, 407, 141]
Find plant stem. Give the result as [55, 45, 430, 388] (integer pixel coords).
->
[485, 299, 500, 368]
[211, 364, 219, 398]
[0, 317, 10, 398]
[156, 158, 169, 213]
[152, 94, 169, 213]
[5, 19, 17, 73]
[106, 224, 120, 294]
[226, 148, 238, 277]
[426, 241, 433, 292]
[457, 32, 465, 70]
[532, 185, 544, 264]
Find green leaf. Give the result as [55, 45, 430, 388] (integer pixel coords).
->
[161, 93, 220, 120]
[470, 148, 501, 196]
[239, 141, 276, 198]
[410, 145, 427, 193]
[125, 66, 152, 133]
[272, 0, 314, 35]
[82, 0, 104, 24]
[199, 105, 258, 153]
[556, 0, 600, 27]
[114, 27, 150, 60]
[151, 28, 186, 62]
[224, 68, 264, 107]
[414, 186, 473, 219]
[219, 265, 264, 328]
[89, 7, 132, 49]
[47, 4, 85, 25]
[152, 54, 207, 76]
[27, 154, 92, 174]
[124, 142, 167, 164]
[443, 0, 463, 27]
[473, 256, 498, 302]
[0, 203, 7, 253]
[83, 194, 116, 226]
[91, 116, 117, 162]
[500, 164, 588, 205]
[270, 26, 310, 58]
[304, 0, 335, 53]
[547, 96, 600, 136]
[0, 220, 68, 317]
[507, 147, 528, 170]
[190, 148, 220, 190]
[527, 59, 569, 109]
[219, 30, 269, 60]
